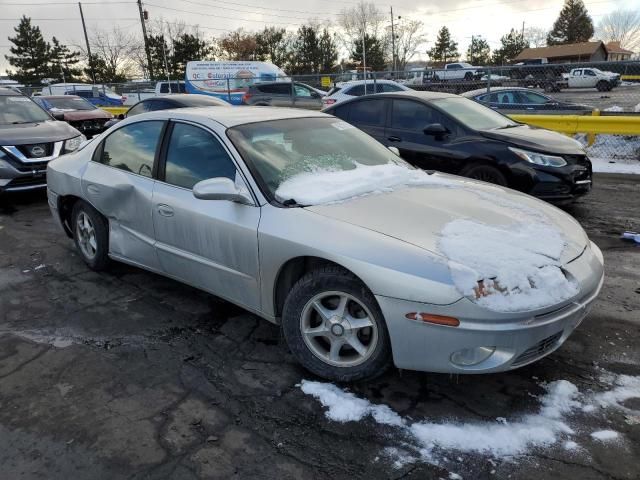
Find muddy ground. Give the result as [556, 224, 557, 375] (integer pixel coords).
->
[0, 173, 638, 480]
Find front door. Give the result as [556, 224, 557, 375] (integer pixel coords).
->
[384, 99, 463, 174]
[82, 120, 165, 270]
[293, 84, 323, 110]
[151, 121, 262, 311]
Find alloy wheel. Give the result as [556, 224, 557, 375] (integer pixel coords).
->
[76, 211, 97, 260]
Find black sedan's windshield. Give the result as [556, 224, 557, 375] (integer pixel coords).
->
[433, 96, 518, 131]
[0, 95, 51, 124]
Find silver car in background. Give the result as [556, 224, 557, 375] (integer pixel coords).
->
[46, 107, 604, 381]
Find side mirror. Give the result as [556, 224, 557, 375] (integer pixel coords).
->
[423, 123, 449, 138]
[388, 146, 400, 157]
[193, 177, 253, 205]
[117, 113, 125, 120]
[52, 112, 65, 121]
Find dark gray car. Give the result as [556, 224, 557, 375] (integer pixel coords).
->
[0, 87, 83, 193]
[241, 82, 324, 109]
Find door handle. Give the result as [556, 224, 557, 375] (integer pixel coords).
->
[157, 204, 174, 217]
[86, 184, 100, 195]
[388, 136, 401, 142]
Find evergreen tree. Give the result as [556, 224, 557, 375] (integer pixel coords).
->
[351, 34, 386, 71]
[173, 34, 212, 76]
[427, 27, 459, 63]
[5, 16, 50, 84]
[318, 28, 338, 72]
[466, 36, 491, 65]
[492, 29, 529, 65]
[48, 37, 82, 82]
[288, 25, 319, 74]
[148, 34, 172, 80]
[547, 0, 594, 45]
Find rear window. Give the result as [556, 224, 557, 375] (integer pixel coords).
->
[159, 83, 186, 94]
[257, 84, 291, 95]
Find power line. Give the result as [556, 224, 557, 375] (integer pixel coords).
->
[175, 0, 329, 21]
[0, 18, 139, 21]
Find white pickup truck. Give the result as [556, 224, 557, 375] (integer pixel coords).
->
[430, 62, 479, 82]
[122, 81, 186, 105]
[556, 68, 620, 92]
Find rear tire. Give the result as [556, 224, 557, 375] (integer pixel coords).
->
[596, 81, 608, 92]
[460, 163, 508, 186]
[71, 200, 110, 271]
[282, 266, 392, 382]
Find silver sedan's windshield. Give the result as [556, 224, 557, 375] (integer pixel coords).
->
[227, 117, 408, 201]
[432, 96, 518, 130]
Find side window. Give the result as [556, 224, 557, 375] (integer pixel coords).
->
[381, 83, 403, 92]
[584, 69, 596, 76]
[164, 123, 236, 189]
[448, 64, 461, 70]
[390, 99, 437, 130]
[294, 84, 313, 97]
[146, 99, 175, 111]
[349, 99, 386, 126]
[497, 91, 517, 104]
[159, 83, 169, 93]
[346, 85, 365, 96]
[573, 69, 582, 76]
[98, 121, 164, 177]
[127, 102, 147, 116]
[517, 91, 549, 104]
[330, 103, 351, 121]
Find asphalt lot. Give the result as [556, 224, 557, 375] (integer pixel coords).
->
[550, 84, 640, 112]
[0, 173, 639, 480]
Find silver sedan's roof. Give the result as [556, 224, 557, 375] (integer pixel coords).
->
[136, 106, 329, 128]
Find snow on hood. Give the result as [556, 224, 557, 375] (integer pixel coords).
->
[437, 188, 581, 312]
[274, 162, 454, 205]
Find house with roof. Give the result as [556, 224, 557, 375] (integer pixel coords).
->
[514, 41, 609, 64]
[605, 41, 634, 61]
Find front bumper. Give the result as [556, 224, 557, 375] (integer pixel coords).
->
[514, 158, 593, 202]
[377, 242, 604, 373]
[0, 157, 48, 192]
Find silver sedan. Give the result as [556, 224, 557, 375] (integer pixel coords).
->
[46, 107, 604, 381]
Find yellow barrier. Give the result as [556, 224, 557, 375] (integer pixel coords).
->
[509, 112, 640, 146]
[101, 106, 129, 116]
[621, 74, 640, 81]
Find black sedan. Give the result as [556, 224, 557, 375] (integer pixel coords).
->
[324, 91, 592, 203]
[462, 87, 593, 114]
[104, 94, 229, 128]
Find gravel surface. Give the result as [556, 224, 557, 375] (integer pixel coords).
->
[0, 174, 638, 480]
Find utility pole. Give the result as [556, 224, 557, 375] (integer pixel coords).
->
[521, 21, 525, 39]
[137, 0, 154, 80]
[78, 2, 95, 84]
[469, 35, 474, 64]
[362, 29, 367, 94]
[390, 6, 396, 74]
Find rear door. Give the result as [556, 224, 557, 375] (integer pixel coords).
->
[384, 98, 463, 173]
[293, 84, 323, 110]
[259, 84, 293, 107]
[151, 121, 261, 310]
[82, 120, 165, 270]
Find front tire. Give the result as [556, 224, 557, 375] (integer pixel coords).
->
[460, 163, 508, 186]
[282, 266, 391, 382]
[72, 200, 109, 271]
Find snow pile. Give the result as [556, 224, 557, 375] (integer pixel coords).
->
[635, 103, 640, 113]
[438, 219, 578, 312]
[604, 105, 623, 112]
[299, 380, 404, 426]
[274, 162, 453, 205]
[300, 372, 640, 465]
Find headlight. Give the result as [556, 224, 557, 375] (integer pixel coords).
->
[63, 135, 86, 153]
[509, 147, 567, 167]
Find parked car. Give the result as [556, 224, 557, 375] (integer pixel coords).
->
[462, 87, 593, 114]
[241, 82, 324, 109]
[104, 94, 229, 128]
[33, 95, 113, 137]
[322, 80, 409, 108]
[38, 83, 124, 107]
[324, 90, 592, 203]
[47, 106, 604, 382]
[556, 68, 620, 92]
[0, 87, 83, 193]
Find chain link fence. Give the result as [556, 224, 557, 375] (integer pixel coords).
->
[14, 60, 640, 162]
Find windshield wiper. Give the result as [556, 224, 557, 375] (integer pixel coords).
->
[495, 124, 520, 130]
[282, 198, 300, 207]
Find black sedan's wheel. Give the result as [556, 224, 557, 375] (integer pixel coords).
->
[71, 200, 109, 271]
[282, 266, 391, 382]
[460, 164, 508, 186]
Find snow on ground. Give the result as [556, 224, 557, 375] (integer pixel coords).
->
[274, 162, 453, 205]
[438, 219, 578, 312]
[575, 133, 640, 174]
[300, 372, 640, 467]
[590, 156, 640, 174]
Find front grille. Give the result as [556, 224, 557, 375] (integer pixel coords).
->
[16, 142, 54, 159]
[512, 331, 563, 366]
[564, 154, 589, 166]
[6, 173, 47, 189]
[71, 118, 107, 133]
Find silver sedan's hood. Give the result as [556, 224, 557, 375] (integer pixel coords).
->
[305, 180, 587, 264]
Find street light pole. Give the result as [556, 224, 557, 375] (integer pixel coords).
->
[137, 0, 154, 80]
[78, 2, 95, 83]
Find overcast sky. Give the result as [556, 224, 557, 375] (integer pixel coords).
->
[1, 0, 637, 76]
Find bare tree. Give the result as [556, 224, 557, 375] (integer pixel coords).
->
[524, 27, 548, 48]
[597, 10, 640, 52]
[338, 1, 387, 57]
[389, 19, 427, 71]
[78, 26, 143, 82]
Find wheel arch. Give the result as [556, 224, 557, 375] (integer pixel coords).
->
[272, 256, 369, 321]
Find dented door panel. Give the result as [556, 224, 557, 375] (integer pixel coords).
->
[81, 161, 160, 270]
